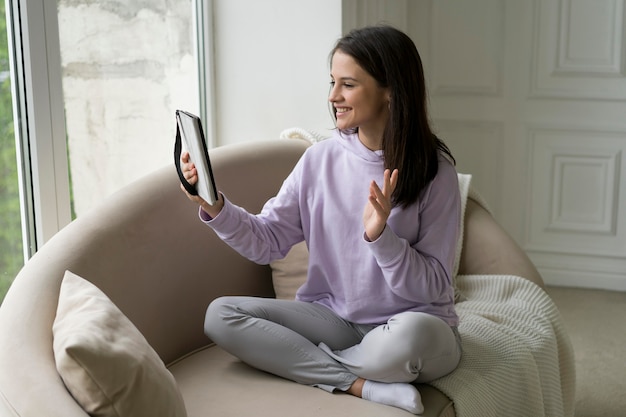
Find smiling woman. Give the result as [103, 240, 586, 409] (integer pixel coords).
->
[181, 25, 462, 416]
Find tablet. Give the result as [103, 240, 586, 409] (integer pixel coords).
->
[174, 110, 219, 205]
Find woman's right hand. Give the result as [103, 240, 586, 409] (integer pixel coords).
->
[180, 151, 224, 218]
[180, 151, 199, 186]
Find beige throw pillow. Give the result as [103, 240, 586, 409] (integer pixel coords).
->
[270, 241, 309, 300]
[52, 271, 187, 417]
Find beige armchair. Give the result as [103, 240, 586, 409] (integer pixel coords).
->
[0, 138, 572, 417]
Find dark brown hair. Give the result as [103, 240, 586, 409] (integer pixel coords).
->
[330, 25, 454, 208]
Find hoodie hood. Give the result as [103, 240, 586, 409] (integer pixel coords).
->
[333, 129, 384, 163]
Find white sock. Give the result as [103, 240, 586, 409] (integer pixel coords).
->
[361, 380, 424, 415]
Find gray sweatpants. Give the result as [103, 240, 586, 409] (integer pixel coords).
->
[204, 296, 461, 392]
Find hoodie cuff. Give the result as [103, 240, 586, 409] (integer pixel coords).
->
[364, 225, 407, 266]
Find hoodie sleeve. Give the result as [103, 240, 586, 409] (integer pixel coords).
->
[199, 162, 306, 265]
[365, 159, 461, 304]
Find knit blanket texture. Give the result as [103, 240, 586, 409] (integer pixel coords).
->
[432, 174, 576, 417]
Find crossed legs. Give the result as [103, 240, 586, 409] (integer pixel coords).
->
[204, 296, 460, 414]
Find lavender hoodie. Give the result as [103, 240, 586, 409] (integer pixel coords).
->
[201, 130, 461, 326]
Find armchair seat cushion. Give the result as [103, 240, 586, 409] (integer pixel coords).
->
[169, 345, 455, 417]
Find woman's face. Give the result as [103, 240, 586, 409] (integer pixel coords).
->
[329, 51, 390, 145]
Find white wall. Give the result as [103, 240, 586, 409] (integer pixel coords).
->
[212, 0, 342, 146]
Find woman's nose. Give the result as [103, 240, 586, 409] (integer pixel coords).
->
[328, 84, 339, 103]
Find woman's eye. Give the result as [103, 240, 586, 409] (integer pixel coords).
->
[329, 80, 354, 89]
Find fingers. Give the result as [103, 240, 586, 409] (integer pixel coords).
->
[369, 181, 390, 217]
[180, 151, 198, 184]
[184, 168, 197, 184]
[370, 181, 385, 204]
[368, 168, 398, 216]
[363, 169, 399, 241]
[381, 168, 399, 197]
[183, 168, 197, 185]
[367, 193, 386, 219]
[373, 169, 398, 201]
[389, 169, 399, 193]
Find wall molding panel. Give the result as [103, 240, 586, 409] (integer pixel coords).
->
[531, 0, 626, 100]
[430, 0, 504, 96]
[548, 152, 620, 234]
[527, 126, 626, 259]
[556, 0, 624, 76]
[342, 0, 410, 33]
[433, 120, 504, 216]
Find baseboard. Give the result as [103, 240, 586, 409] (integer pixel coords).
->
[539, 267, 626, 291]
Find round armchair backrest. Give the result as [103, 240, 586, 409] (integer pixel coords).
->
[0, 138, 311, 416]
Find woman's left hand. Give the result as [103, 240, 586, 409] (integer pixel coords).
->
[363, 168, 398, 241]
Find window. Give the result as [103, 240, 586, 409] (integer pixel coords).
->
[0, 1, 23, 303]
[2, 0, 209, 303]
[57, 0, 200, 216]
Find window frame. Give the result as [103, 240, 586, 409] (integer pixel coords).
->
[7, 0, 214, 257]
[8, 0, 71, 256]
[195, 0, 217, 149]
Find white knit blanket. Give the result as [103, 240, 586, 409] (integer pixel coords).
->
[430, 275, 576, 417]
[430, 175, 576, 417]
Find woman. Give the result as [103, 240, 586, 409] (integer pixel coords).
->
[181, 25, 461, 415]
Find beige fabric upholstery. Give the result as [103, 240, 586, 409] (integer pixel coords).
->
[270, 241, 309, 300]
[458, 200, 544, 289]
[0, 138, 545, 417]
[53, 271, 186, 417]
[170, 346, 455, 417]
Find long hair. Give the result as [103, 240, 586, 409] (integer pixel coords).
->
[330, 25, 454, 208]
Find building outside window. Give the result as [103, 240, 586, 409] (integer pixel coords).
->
[58, 0, 199, 216]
